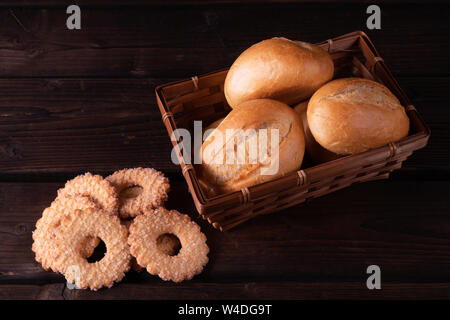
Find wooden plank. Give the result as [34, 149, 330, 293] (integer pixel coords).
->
[0, 77, 448, 176]
[0, 4, 449, 77]
[2, 1, 448, 7]
[0, 284, 65, 300]
[0, 78, 179, 175]
[1, 282, 449, 300]
[1, 180, 449, 286]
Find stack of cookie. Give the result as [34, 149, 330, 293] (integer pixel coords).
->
[32, 168, 209, 291]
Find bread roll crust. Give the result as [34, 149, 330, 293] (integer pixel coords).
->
[199, 99, 305, 197]
[224, 37, 334, 108]
[294, 100, 340, 164]
[307, 78, 410, 155]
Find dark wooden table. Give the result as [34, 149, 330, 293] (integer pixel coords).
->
[0, 1, 449, 300]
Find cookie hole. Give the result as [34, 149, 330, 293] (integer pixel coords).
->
[156, 233, 181, 256]
[86, 239, 106, 263]
[120, 185, 143, 200]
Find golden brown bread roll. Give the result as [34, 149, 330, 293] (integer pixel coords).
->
[294, 100, 340, 164]
[224, 37, 334, 108]
[307, 78, 410, 155]
[196, 117, 225, 163]
[203, 117, 224, 140]
[199, 99, 305, 197]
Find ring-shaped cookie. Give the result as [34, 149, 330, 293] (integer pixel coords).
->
[52, 208, 131, 290]
[57, 173, 119, 215]
[128, 208, 209, 282]
[32, 195, 99, 272]
[106, 168, 170, 218]
[120, 219, 143, 272]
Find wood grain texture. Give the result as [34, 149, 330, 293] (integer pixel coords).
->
[0, 78, 178, 175]
[1, 180, 449, 295]
[0, 2, 449, 300]
[0, 77, 448, 176]
[1, 282, 450, 300]
[0, 4, 449, 78]
[2, 1, 448, 7]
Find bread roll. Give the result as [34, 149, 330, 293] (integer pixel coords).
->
[199, 99, 305, 197]
[203, 117, 224, 140]
[294, 100, 340, 164]
[196, 117, 225, 162]
[307, 78, 410, 155]
[224, 37, 334, 108]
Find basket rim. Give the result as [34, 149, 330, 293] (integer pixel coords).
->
[155, 30, 431, 211]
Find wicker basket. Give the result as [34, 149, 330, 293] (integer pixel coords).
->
[155, 31, 430, 231]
